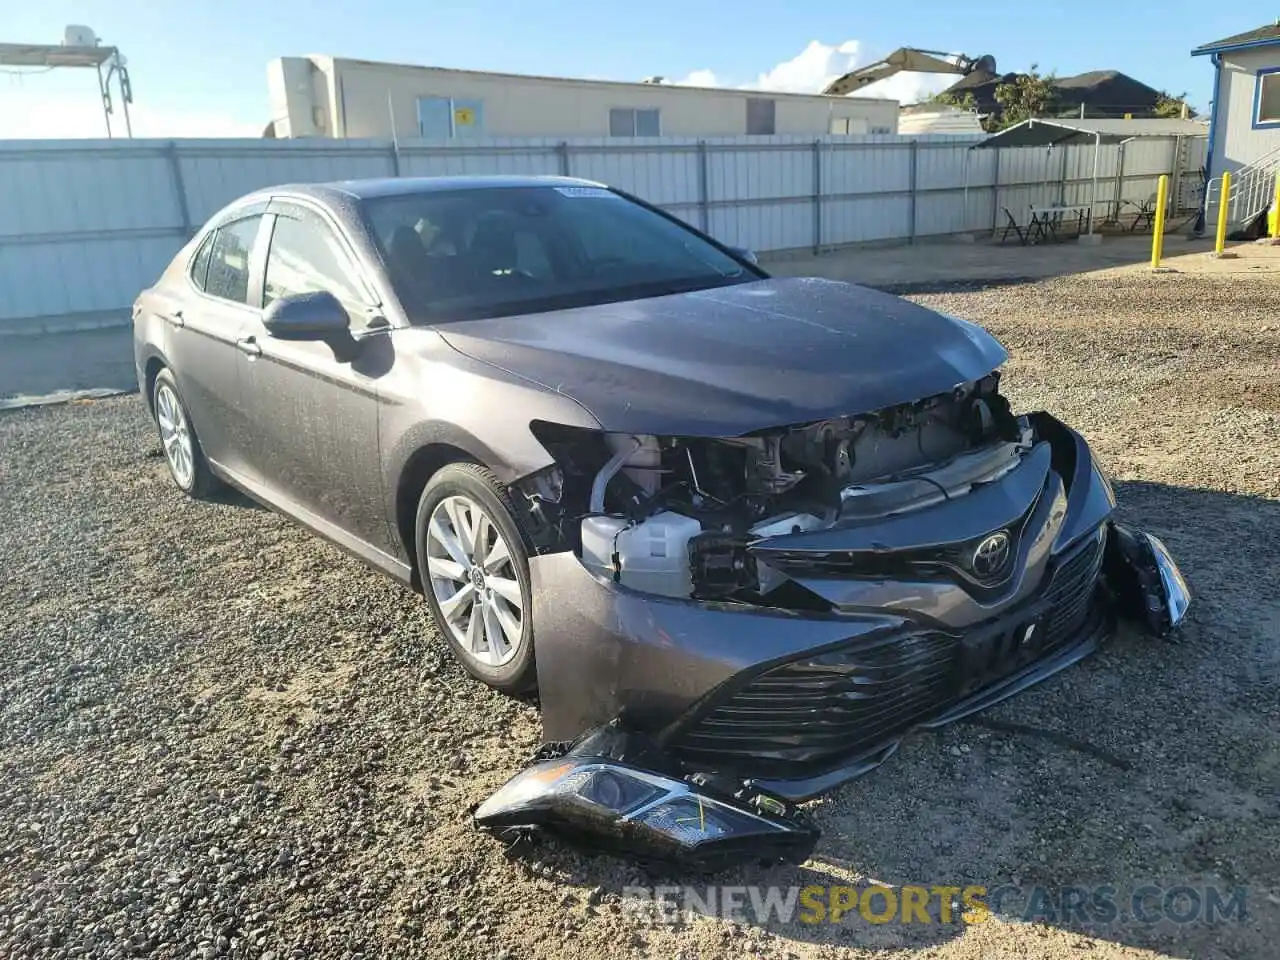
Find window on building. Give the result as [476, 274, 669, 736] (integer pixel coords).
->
[609, 107, 661, 137]
[263, 212, 372, 319]
[746, 98, 776, 135]
[417, 96, 486, 138]
[1257, 70, 1280, 126]
[202, 216, 263, 305]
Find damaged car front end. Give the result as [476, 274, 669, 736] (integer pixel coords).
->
[472, 291, 1189, 866]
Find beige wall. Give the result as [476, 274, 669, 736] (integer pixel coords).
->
[268, 58, 898, 139]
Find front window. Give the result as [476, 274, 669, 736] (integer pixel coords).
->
[264, 211, 372, 317]
[1257, 69, 1280, 126]
[362, 186, 756, 323]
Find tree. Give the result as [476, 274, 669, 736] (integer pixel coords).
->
[930, 91, 977, 113]
[993, 65, 1058, 129]
[1154, 91, 1197, 119]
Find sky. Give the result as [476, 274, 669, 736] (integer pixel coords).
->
[0, 1, 1257, 138]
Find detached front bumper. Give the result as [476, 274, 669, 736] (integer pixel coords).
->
[529, 414, 1189, 803]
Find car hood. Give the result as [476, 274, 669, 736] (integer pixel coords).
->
[434, 277, 1008, 436]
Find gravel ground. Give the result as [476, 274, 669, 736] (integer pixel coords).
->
[2, 271, 1278, 960]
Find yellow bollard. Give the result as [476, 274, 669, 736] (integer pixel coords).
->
[1150, 174, 1169, 269]
[1214, 170, 1232, 256]
[1270, 174, 1280, 240]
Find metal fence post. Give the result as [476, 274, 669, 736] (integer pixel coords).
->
[1110, 141, 1126, 223]
[1168, 136, 1184, 217]
[698, 140, 710, 233]
[908, 139, 919, 243]
[813, 139, 823, 254]
[165, 140, 193, 240]
[558, 141, 571, 177]
[388, 140, 402, 178]
[990, 148, 1002, 236]
[1058, 146, 1069, 206]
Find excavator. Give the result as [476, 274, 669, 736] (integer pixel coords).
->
[822, 48, 997, 97]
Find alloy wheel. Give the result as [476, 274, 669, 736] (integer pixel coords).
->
[156, 383, 195, 489]
[425, 494, 526, 667]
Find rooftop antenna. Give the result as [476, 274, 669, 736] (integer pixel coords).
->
[387, 89, 401, 174]
[0, 25, 133, 137]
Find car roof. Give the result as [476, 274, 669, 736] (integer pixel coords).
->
[254, 174, 609, 205]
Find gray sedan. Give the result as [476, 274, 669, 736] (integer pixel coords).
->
[133, 176, 1189, 852]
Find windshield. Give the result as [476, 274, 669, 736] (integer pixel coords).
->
[362, 185, 757, 322]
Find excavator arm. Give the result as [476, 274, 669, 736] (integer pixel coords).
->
[822, 47, 994, 97]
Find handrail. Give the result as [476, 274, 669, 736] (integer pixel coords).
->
[1204, 146, 1280, 227]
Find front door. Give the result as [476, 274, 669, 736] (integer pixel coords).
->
[238, 201, 391, 555]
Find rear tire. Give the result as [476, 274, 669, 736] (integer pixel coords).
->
[152, 369, 221, 499]
[415, 462, 537, 693]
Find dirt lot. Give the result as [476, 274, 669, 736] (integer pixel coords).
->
[2, 269, 1278, 959]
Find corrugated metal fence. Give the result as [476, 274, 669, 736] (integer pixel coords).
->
[0, 134, 1205, 334]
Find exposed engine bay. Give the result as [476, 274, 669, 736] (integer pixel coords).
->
[520, 372, 1034, 602]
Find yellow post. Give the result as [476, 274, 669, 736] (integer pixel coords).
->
[1270, 173, 1280, 239]
[1150, 174, 1169, 269]
[1214, 170, 1232, 256]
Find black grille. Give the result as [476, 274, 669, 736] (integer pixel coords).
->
[673, 529, 1106, 775]
[1039, 529, 1106, 649]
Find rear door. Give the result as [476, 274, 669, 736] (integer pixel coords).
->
[166, 210, 269, 481]
[237, 200, 391, 553]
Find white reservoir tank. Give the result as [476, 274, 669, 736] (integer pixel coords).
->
[580, 512, 702, 598]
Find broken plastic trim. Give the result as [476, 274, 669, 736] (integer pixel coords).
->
[1104, 523, 1191, 637]
[474, 725, 818, 870]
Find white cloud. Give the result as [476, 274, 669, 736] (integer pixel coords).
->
[669, 40, 965, 105]
[0, 90, 261, 139]
[673, 68, 719, 88]
[750, 39, 863, 94]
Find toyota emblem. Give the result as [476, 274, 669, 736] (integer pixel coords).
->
[971, 531, 1012, 579]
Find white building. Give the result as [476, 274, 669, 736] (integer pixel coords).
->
[1192, 21, 1280, 230]
[897, 103, 984, 136]
[1193, 21, 1280, 173]
[267, 56, 900, 140]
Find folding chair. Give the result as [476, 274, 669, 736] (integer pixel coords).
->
[1000, 208, 1028, 245]
[1123, 196, 1157, 233]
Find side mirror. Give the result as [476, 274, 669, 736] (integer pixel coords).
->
[728, 246, 759, 266]
[263, 290, 350, 341]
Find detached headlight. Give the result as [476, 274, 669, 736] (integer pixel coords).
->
[1143, 533, 1191, 628]
[474, 727, 818, 869]
[476, 761, 665, 821]
[1104, 523, 1191, 637]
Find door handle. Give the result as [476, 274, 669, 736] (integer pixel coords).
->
[235, 336, 262, 358]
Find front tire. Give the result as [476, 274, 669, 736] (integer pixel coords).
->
[415, 462, 537, 693]
[152, 369, 220, 499]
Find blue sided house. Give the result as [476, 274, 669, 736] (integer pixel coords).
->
[1193, 20, 1280, 234]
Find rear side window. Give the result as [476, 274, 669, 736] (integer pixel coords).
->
[188, 233, 214, 290]
[203, 216, 262, 304]
[263, 212, 370, 315]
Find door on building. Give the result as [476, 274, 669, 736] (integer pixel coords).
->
[746, 98, 776, 135]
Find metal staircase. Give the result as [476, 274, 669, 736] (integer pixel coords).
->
[1204, 144, 1280, 234]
